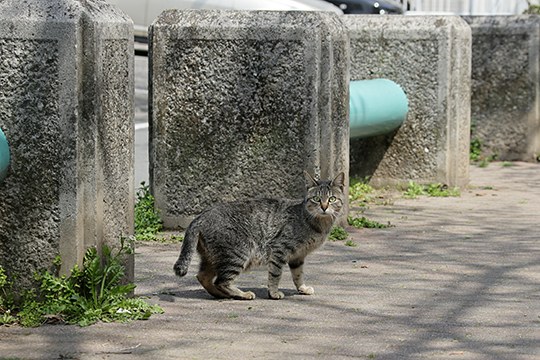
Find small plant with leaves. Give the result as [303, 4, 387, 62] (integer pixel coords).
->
[1, 241, 163, 327]
[0, 266, 17, 326]
[348, 216, 392, 229]
[349, 178, 374, 204]
[425, 183, 460, 197]
[469, 137, 497, 167]
[134, 183, 183, 243]
[470, 137, 482, 162]
[403, 181, 460, 198]
[344, 240, 357, 247]
[135, 182, 163, 241]
[403, 181, 426, 199]
[470, 119, 500, 167]
[524, 1, 540, 14]
[329, 226, 349, 241]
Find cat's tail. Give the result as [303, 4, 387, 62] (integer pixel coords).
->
[173, 221, 199, 277]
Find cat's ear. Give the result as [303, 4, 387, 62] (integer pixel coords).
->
[304, 171, 319, 189]
[332, 172, 345, 191]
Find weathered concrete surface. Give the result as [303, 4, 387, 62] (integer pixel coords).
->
[149, 10, 350, 229]
[0, 0, 134, 290]
[344, 16, 471, 188]
[1, 162, 538, 359]
[463, 15, 540, 162]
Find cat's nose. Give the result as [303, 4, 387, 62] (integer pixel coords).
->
[321, 202, 329, 212]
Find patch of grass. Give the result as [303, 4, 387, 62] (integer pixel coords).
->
[348, 216, 392, 229]
[0, 310, 17, 325]
[425, 183, 460, 197]
[403, 181, 460, 198]
[478, 155, 498, 168]
[0, 241, 163, 327]
[501, 161, 515, 167]
[403, 181, 425, 199]
[349, 178, 374, 203]
[470, 137, 497, 167]
[344, 240, 357, 247]
[135, 182, 163, 241]
[134, 184, 184, 243]
[166, 234, 184, 243]
[146, 233, 184, 244]
[470, 138, 482, 162]
[329, 226, 349, 241]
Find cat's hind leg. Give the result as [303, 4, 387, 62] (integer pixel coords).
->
[214, 266, 256, 300]
[289, 258, 314, 295]
[197, 257, 228, 299]
[214, 276, 256, 300]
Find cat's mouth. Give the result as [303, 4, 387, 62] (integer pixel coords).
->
[317, 209, 334, 217]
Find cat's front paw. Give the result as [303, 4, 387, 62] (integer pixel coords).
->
[268, 290, 285, 300]
[298, 285, 314, 295]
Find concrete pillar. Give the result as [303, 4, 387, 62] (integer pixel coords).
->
[150, 10, 350, 228]
[0, 0, 134, 292]
[463, 15, 540, 162]
[344, 15, 471, 187]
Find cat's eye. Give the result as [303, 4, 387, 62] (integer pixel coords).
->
[311, 196, 321, 203]
[329, 196, 337, 203]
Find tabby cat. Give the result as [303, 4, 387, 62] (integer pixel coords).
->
[173, 171, 345, 300]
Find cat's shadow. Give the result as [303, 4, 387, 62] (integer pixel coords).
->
[156, 286, 298, 302]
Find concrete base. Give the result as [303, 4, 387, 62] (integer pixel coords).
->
[463, 15, 540, 162]
[0, 0, 134, 293]
[150, 10, 350, 228]
[344, 15, 471, 187]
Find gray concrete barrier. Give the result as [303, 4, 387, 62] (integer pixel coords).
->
[344, 15, 471, 187]
[463, 15, 540, 162]
[0, 0, 134, 292]
[150, 10, 350, 229]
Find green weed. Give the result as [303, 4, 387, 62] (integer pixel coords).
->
[329, 226, 349, 241]
[0, 241, 162, 327]
[425, 183, 460, 197]
[0, 310, 17, 325]
[349, 179, 374, 203]
[403, 181, 425, 199]
[135, 182, 163, 241]
[0, 266, 16, 325]
[134, 183, 184, 243]
[470, 138, 482, 162]
[403, 181, 460, 198]
[348, 216, 391, 229]
[524, 1, 540, 14]
[344, 240, 357, 247]
[470, 137, 497, 167]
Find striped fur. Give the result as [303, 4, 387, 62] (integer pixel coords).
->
[173, 171, 345, 300]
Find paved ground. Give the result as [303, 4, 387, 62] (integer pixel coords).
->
[1, 162, 539, 360]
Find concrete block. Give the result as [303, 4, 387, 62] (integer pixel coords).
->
[150, 10, 349, 228]
[344, 16, 471, 187]
[463, 15, 540, 162]
[0, 0, 134, 292]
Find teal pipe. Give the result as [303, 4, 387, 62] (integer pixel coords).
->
[349, 79, 408, 139]
[0, 128, 10, 182]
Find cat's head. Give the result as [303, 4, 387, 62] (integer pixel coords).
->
[303, 171, 345, 220]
